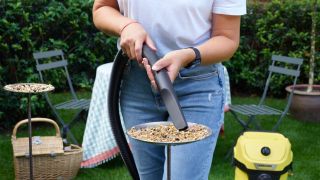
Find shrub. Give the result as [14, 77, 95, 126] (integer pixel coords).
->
[226, 0, 320, 97]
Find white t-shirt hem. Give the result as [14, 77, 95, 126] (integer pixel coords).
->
[213, 7, 246, 16]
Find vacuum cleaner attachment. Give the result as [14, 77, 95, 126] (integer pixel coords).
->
[142, 45, 188, 131]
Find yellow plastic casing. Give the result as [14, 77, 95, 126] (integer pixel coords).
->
[234, 132, 293, 180]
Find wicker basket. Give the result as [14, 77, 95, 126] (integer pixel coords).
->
[12, 118, 83, 180]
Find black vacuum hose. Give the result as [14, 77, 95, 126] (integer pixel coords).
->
[108, 45, 187, 179]
[108, 50, 140, 180]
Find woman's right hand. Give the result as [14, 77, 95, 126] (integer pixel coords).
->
[120, 22, 156, 63]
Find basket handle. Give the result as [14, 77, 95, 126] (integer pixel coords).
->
[12, 118, 61, 139]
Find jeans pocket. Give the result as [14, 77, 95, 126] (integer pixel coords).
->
[178, 64, 218, 80]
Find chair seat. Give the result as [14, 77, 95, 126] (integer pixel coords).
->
[229, 104, 282, 115]
[55, 99, 90, 110]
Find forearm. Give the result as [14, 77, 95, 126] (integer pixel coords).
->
[197, 34, 239, 65]
[92, 2, 134, 37]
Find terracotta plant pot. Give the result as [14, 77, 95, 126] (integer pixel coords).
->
[286, 84, 320, 122]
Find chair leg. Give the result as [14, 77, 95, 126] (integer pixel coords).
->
[225, 142, 235, 160]
[47, 100, 85, 145]
[61, 109, 85, 145]
[247, 115, 260, 130]
[225, 112, 257, 160]
[62, 125, 79, 145]
[67, 110, 83, 129]
[224, 129, 247, 161]
[52, 112, 79, 145]
[252, 118, 262, 130]
[230, 110, 249, 130]
[272, 114, 286, 131]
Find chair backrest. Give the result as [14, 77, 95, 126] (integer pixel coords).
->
[259, 55, 303, 130]
[33, 50, 78, 100]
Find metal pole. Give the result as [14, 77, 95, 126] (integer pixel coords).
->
[28, 93, 34, 180]
[167, 145, 171, 180]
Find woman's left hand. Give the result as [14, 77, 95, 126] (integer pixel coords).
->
[142, 48, 195, 89]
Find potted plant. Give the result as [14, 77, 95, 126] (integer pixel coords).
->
[286, 0, 320, 122]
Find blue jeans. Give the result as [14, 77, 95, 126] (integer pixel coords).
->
[120, 61, 225, 180]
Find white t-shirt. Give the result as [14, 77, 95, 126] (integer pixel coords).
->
[117, 0, 246, 57]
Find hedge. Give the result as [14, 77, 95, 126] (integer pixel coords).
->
[0, 0, 117, 129]
[227, 0, 320, 96]
[0, 0, 319, 130]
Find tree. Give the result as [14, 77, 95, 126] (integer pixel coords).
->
[307, 0, 317, 92]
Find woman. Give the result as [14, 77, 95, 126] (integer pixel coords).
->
[93, 0, 246, 179]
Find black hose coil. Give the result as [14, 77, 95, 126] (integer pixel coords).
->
[108, 50, 140, 180]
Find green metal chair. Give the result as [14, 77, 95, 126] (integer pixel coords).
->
[229, 55, 303, 132]
[33, 50, 90, 145]
[224, 55, 303, 160]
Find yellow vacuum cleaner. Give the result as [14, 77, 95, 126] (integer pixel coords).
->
[234, 132, 293, 180]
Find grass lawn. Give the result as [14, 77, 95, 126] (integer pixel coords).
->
[0, 92, 319, 180]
